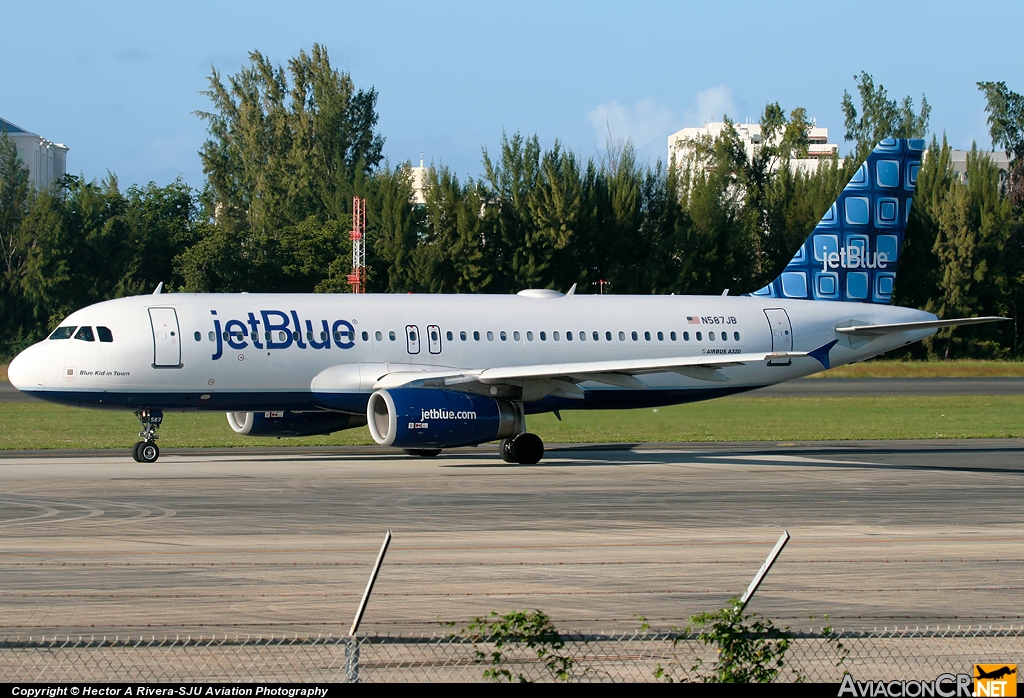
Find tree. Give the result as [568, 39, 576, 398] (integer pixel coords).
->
[842, 72, 930, 158]
[977, 80, 1024, 208]
[196, 43, 383, 244]
[931, 145, 1014, 358]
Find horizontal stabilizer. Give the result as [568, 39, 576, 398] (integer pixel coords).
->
[835, 316, 1008, 336]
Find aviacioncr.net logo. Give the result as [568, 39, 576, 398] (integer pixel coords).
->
[839, 673, 974, 697]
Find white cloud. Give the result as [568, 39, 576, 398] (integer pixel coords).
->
[587, 96, 677, 149]
[687, 85, 738, 126]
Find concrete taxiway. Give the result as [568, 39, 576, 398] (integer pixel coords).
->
[1, 440, 1022, 637]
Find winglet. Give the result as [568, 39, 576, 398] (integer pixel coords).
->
[808, 340, 838, 369]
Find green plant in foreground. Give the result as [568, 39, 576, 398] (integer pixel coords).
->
[655, 598, 797, 683]
[459, 610, 575, 682]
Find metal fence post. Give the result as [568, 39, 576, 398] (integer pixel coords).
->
[738, 530, 790, 612]
[344, 636, 360, 683]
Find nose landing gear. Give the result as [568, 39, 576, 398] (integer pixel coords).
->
[132, 409, 163, 463]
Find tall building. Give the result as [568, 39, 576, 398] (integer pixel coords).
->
[0, 117, 69, 189]
[667, 120, 839, 173]
[409, 155, 429, 205]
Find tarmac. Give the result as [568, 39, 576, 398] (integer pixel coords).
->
[1, 439, 1022, 636]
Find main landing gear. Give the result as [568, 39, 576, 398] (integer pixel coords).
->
[132, 408, 163, 463]
[500, 432, 544, 465]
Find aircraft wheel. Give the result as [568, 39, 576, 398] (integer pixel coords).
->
[403, 448, 441, 458]
[138, 441, 160, 463]
[499, 438, 516, 463]
[511, 433, 544, 465]
[131, 442, 143, 462]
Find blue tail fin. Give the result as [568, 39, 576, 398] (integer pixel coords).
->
[750, 138, 925, 304]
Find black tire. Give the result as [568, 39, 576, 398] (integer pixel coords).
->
[138, 441, 160, 463]
[499, 438, 516, 463]
[512, 433, 544, 465]
[403, 448, 442, 458]
[131, 441, 143, 462]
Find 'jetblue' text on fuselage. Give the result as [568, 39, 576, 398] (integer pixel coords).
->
[209, 310, 355, 360]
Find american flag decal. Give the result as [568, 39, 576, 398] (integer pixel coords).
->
[687, 316, 701, 324]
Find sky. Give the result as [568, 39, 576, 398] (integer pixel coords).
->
[2, 0, 1021, 191]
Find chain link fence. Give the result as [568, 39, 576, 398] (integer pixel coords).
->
[1, 627, 1021, 683]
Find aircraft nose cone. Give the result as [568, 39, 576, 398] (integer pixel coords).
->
[7, 346, 42, 391]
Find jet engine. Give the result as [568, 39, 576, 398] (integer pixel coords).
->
[366, 388, 522, 449]
[226, 410, 366, 437]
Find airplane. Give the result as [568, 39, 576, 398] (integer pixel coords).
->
[6, 138, 1007, 464]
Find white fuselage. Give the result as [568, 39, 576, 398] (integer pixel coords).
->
[8, 292, 936, 415]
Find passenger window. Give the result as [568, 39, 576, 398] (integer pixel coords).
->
[375, 331, 382, 341]
[265, 332, 271, 341]
[97, 326, 114, 343]
[74, 326, 95, 342]
[618, 331, 625, 341]
[513, 331, 520, 341]
[683, 331, 690, 341]
[734, 331, 740, 341]
[473, 331, 480, 341]
[593, 331, 599, 341]
[208, 331, 215, 342]
[193, 331, 201, 342]
[527, 331, 533, 341]
[500, 331, 506, 341]
[446, 331, 453, 341]
[631, 331, 638, 341]
[361, 331, 369, 341]
[321, 332, 328, 341]
[553, 331, 560, 341]
[540, 331, 547, 341]
[487, 331, 494, 341]
[49, 326, 76, 340]
[696, 332, 703, 341]
[579, 331, 585, 341]
[657, 331, 664, 341]
[709, 332, 715, 341]
[307, 331, 313, 341]
[460, 331, 467, 341]
[605, 331, 611, 341]
[566, 331, 573, 341]
[670, 331, 677, 341]
[288, 331, 296, 342]
[391, 331, 397, 341]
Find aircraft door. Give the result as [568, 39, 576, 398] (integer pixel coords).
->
[427, 324, 442, 354]
[763, 308, 793, 366]
[405, 325, 421, 355]
[149, 307, 182, 368]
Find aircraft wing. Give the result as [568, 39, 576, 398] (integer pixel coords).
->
[371, 349, 819, 401]
[835, 316, 1008, 336]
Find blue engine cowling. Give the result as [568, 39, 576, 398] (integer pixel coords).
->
[366, 388, 522, 448]
[227, 410, 367, 437]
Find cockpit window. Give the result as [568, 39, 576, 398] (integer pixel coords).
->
[49, 326, 77, 340]
[97, 326, 114, 343]
[74, 326, 95, 342]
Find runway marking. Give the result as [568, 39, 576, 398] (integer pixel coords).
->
[703, 454, 884, 467]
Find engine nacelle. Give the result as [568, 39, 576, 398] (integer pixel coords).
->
[227, 410, 367, 437]
[366, 388, 522, 448]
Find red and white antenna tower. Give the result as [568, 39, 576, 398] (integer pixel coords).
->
[347, 196, 367, 293]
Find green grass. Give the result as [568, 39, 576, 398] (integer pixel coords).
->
[817, 359, 1024, 378]
[1, 395, 1022, 451]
